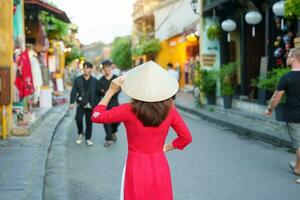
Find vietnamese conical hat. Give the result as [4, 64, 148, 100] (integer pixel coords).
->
[121, 61, 179, 102]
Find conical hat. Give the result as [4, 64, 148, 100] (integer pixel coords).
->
[121, 61, 179, 102]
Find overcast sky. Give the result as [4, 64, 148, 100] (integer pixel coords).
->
[51, 0, 135, 45]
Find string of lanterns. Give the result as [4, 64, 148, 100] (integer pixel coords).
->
[219, 1, 285, 42]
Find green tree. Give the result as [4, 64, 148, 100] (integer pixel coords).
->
[132, 37, 161, 56]
[65, 46, 82, 65]
[285, 0, 300, 18]
[111, 36, 132, 70]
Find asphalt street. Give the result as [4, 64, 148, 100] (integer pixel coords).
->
[45, 94, 300, 200]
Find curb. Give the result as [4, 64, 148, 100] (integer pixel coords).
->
[43, 109, 72, 200]
[26, 105, 70, 200]
[176, 103, 293, 149]
[42, 106, 70, 199]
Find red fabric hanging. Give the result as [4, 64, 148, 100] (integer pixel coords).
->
[15, 50, 35, 99]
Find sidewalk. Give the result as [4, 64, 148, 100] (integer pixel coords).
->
[0, 105, 69, 200]
[175, 92, 292, 148]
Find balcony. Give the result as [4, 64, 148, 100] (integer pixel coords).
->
[132, 0, 160, 22]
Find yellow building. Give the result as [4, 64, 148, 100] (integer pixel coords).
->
[156, 34, 199, 87]
[0, 1, 14, 139]
[153, 0, 200, 88]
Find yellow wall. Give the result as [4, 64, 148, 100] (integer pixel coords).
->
[0, 0, 14, 138]
[156, 35, 198, 88]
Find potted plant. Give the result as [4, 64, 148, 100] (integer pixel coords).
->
[192, 61, 201, 100]
[206, 23, 222, 41]
[219, 62, 237, 109]
[251, 67, 290, 121]
[200, 69, 217, 105]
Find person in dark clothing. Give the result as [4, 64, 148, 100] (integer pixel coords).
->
[70, 62, 100, 146]
[167, 63, 179, 100]
[264, 47, 300, 184]
[99, 60, 120, 147]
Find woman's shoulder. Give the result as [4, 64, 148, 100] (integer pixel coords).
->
[170, 105, 178, 113]
[168, 106, 180, 118]
[118, 103, 132, 111]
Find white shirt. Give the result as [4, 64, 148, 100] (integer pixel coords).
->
[168, 69, 179, 81]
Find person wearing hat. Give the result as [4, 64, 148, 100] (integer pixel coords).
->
[70, 62, 100, 146]
[91, 61, 192, 200]
[99, 60, 121, 147]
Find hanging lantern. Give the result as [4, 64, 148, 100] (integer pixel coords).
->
[245, 11, 262, 37]
[221, 19, 237, 42]
[272, 1, 285, 30]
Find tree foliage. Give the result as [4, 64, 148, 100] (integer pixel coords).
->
[285, 0, 300, 18]
[111, 36, 132, 70]
[65, 46, 82, 65]
[132, 38, 161, 56]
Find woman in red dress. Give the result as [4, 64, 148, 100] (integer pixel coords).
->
[91, 61, 192, 200]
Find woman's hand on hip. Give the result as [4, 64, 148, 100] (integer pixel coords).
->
[163, 143, 175, 153]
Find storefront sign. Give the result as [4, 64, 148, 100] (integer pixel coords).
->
[201, 17, 221, 69]
[0, 67, 11, 105]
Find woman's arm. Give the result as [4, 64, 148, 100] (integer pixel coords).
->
[91, 76, 126, 124]
[165, 107, 192, 152]
[98, 76, 124, 106]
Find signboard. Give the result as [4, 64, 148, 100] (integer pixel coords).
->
[0, 67, 11, 105]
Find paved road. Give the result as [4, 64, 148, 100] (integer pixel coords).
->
[45, 94, 300, 200]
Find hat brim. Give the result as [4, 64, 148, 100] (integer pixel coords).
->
[120, 61, 179, 102]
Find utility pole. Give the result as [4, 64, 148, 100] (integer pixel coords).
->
[0, 0, 14, 139]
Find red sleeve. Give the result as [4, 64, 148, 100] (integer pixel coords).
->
[171, 107, 192, 150]
[91, 104, 130, 124]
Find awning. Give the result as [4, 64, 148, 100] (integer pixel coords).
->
[204, 0, 232, 12]
[24, 0, 71, 23]
[183, 19, 200, 33]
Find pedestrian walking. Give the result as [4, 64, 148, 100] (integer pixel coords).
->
[99, 60, 120, 147]
[264, 47, 300, 184]
[70, 62, 100, 146]
[167, 62, 179, 100]
[184, 59, 190, 84]
[91, 61, 192, 200]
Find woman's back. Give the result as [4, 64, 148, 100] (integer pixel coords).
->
[92, 103, 192, 200]
[92, 103, 192, 153]
[91, 60, 192, 200]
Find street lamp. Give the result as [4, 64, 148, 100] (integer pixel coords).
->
[190, 0, 200, 15]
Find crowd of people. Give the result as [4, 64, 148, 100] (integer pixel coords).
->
[69, 59, 185, 147]
[70, 60, 122, 147]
